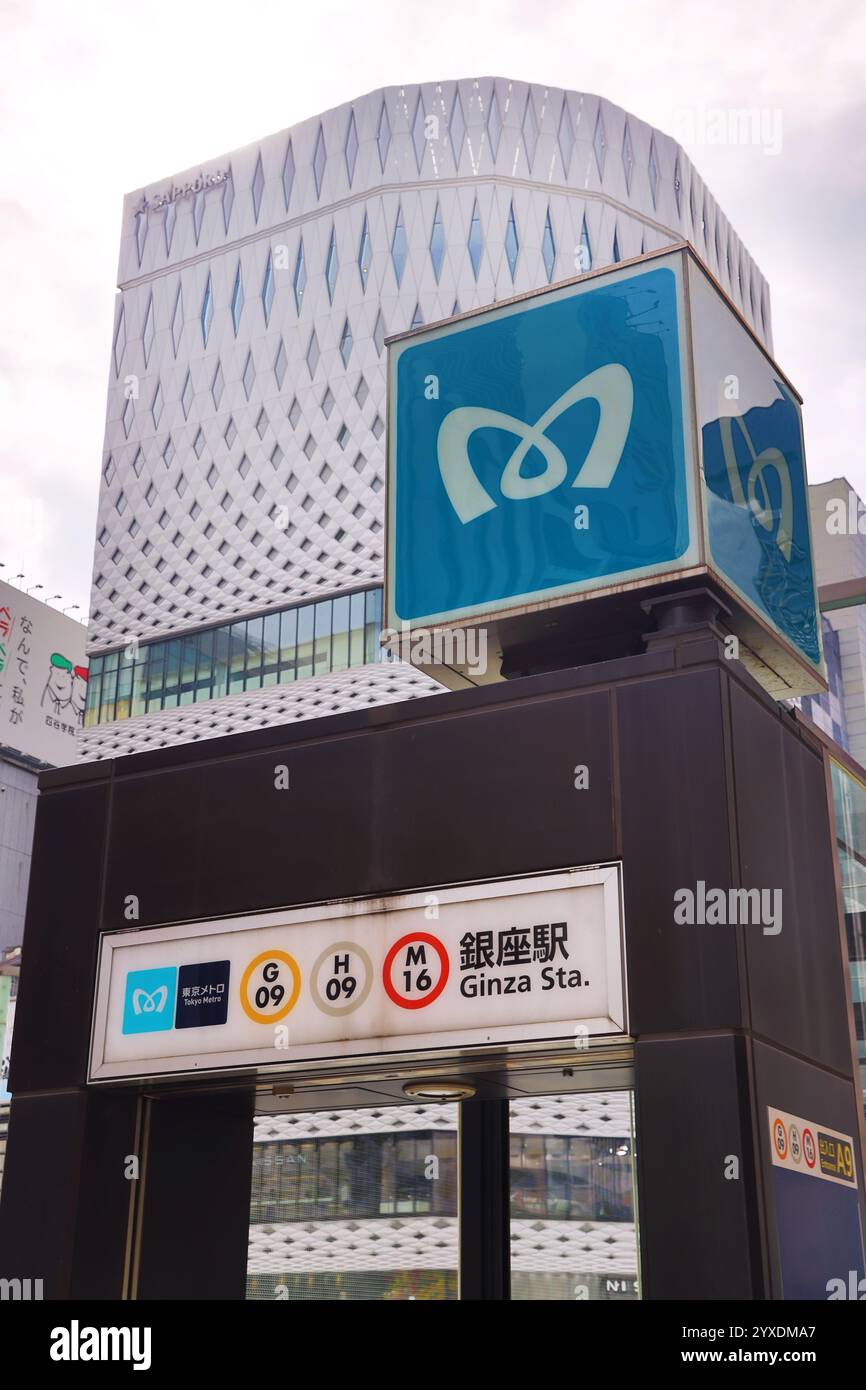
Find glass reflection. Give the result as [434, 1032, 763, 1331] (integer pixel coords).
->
[85, 585, 387, 728]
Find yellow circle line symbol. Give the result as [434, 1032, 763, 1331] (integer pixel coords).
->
[240, 949, 301, 1023]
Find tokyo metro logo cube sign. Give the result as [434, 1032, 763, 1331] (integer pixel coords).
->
[387, 257, 698, 626]
[386, 245, 823, 698]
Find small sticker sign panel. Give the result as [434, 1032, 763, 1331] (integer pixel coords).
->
[768, 1107, 857, 1188]
[89, 866, 626, 1082]
[768, 1106, 865, 1299]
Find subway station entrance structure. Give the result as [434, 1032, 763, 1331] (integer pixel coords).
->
[0, 606, 864, 1299]
[2, 250, 865, 1299]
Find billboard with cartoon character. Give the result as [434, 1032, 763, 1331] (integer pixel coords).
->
[0, 578, 88, 767]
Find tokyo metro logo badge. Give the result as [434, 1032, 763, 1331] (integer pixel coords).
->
[390, 263, 693, 625]
[122, 966, 177, 1035]
[702, 380, 819, 666]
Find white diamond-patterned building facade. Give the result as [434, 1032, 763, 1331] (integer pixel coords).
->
[80, 77, 771, 760]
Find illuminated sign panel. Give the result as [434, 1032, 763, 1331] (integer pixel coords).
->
[89, 866, 626, 1082]
[388, 255, 697, 626]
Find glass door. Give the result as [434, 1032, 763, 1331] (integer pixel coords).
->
[246, 1101, 459, 1300]
[509, 1091, 639, 1300]
[244, 1084, 638, 1301]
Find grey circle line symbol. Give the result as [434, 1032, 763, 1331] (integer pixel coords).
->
[310, 941, 374, 1016]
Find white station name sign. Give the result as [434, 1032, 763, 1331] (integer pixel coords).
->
[89, 866, 626, 1081]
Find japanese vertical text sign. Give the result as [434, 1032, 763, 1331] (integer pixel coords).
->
[0, 578, 88, 766]
[89, 867, 626, 1082]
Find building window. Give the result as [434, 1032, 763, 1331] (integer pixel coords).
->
[345, 108, 359, 185]
[522, 91, 538, 172]
[222, 168, 234, 232]
[164, 198, 177, 255]
[830, 761, 866, 1103]
[504, 202, 520, 280]
[373, 309, 386, 357]
[113, 303, 126, 377]
[579, 216, 592, 273]
[467, 199, 483, 280]
[486, 86, 502, 159]
[306, 330, 320, 379]
[135, 209, 147, 264]
[377, 100, 391, 171]
[293, 239, 307, 315]
[648, 135, 659, 208]
[339, 318, 353, 368]
[450, 88, 465, 168]
[231, 262, 244, 335]
[251, 152, 265, 223]
[84, 587, 388, 728]
[558, 96, 574, 175]
[357, 213, 371, 292]
[142, 292, 155, 366]
[325, 225, 339, 304]
[274, 339, 288, 389]
[262, 253, 275, 324]
[622, 121, 634, 193]
[281, 139, 295, 209]
[212, 360, 225, 409]
[541, 207, 556, 283]
[171, 283, 183, 357]
[312, 123, 326, 198]
[411, 91, 426, 172]
[593, 107, 607, 180]
[193, 189, 205, 243]
[200, 273, 213, 346]
[391, 206, 407, 287]
[429, 202, 444, 283]
[242, 351, 256, 399]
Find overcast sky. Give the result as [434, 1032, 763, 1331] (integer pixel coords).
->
[1, 0, 864, 619]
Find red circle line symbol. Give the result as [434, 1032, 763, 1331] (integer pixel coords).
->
[383, 932, 450, 1010]
[803, 1128, 817, 1169]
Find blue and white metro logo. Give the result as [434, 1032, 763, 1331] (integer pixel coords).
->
[437, 365, 634, 524]
[391, 265, 694, 625]
[122, 966, 177, 1035]
[702, 381, 819, 664]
